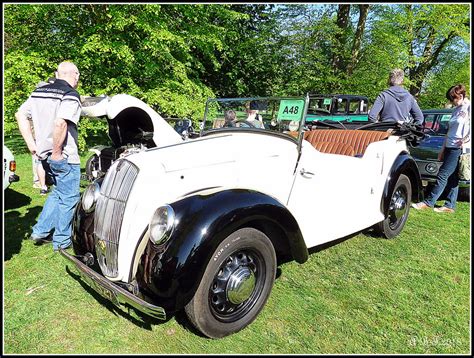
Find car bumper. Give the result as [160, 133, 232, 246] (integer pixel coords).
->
[59, 248, 166, 320]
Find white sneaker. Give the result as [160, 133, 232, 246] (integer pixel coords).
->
[433, 206, 454, 213]
[411, 202, 430, 210]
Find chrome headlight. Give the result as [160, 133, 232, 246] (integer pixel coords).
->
[82, 182, 100, 213]
[149, 205, 175, 245]
[425, 162, 438, 174]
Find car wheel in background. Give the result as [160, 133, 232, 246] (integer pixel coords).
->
[457, 187, 470, 202]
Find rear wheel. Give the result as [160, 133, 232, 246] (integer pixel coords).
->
[375, 174, 412, 239]
[184, 228, 276, 338]
[457, 187, 470, 202]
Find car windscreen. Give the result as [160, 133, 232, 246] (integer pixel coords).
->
[307, 97, 332, 114]
[201, 97, 308, 139]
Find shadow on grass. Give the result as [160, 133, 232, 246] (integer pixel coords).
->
[4, 187, 31, 210]
[64, 266, 175, 331]
[4, 192, 42, 261]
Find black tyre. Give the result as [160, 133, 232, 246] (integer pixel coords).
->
[375, 174, 412, 239]
[457, 187, 470, 202]
[184, 228, 276, 338]
[85, 154, 99, 181]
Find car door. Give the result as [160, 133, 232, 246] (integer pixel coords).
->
[287, 142, 380, 248]
[410, 111, 451, 180]
[420, 113, 449, 160]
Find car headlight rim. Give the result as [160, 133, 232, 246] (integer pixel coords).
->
[82, 182, 100, 213]
[149, 205, 175, 245]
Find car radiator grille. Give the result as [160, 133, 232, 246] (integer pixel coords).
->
[94, 159, 139, 278]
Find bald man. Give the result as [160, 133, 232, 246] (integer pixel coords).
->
[16, 61, 82, 252]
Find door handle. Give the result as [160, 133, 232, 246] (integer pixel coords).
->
[300, 168, 315, 177]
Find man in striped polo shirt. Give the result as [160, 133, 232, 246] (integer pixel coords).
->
[16, 61, 82, 252]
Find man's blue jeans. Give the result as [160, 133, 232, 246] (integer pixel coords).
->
[424, 147, 462, 210]
[32, 157, 80, 250]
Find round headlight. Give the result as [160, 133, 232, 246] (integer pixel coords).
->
[82, 182, 100, 213]
[425, 162, 438, 174]
[149, 205, 175, 245]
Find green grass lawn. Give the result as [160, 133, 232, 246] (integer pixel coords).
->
[3, 150, 471, 354]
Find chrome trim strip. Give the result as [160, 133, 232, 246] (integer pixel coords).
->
[59, 248, 166, 320]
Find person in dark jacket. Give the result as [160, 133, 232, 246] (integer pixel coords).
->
[368, 68, 424, 125]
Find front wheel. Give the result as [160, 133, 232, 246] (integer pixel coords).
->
[375, 174, 412, 239]
[184, 228, 276, 338]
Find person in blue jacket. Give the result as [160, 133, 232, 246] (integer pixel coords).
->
[368, 68, 424, 125]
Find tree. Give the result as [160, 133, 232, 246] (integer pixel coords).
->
[357, 4, 470, 101]
[347, 5, 370, 76]
[3, 3, 470, 152]
[403, 4, 470, 97]
[3, 4, 242, 150]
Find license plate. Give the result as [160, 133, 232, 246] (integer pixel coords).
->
[78, 270, 120, 307]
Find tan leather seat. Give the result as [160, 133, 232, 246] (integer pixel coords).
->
[304, 129, 390, 156]
[312, 141, 355, 156]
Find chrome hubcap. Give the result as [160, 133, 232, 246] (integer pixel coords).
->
[389, 187, 408, 228]
[227, 268, 256, 304]
[393, 195, 406, 220]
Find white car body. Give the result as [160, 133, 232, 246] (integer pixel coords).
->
[81, 94, 182, 148]
[112, 131, 406, 282]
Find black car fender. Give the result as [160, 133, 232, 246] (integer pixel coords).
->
[135, 188, 308, 313]
[382, 152, 423, 214]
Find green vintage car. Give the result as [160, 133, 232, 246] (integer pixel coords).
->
[305, 94, 370, 125]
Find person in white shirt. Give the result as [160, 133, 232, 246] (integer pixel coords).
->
[412, 84, 470, 213]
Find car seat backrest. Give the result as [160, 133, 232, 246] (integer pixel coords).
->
[311, 141, 356, 156]
[304, 129, 390, 156]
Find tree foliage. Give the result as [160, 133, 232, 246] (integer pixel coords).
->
[3, 4, 470, 152]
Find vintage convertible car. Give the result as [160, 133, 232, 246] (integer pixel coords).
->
[61, 95, 422, 338]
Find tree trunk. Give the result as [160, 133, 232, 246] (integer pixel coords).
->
[332, 4, 351, 73]
[409, 31, 455, 97]
[347, 4, 370, 76]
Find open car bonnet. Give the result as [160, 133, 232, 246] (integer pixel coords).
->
[81, 94, 182, 147]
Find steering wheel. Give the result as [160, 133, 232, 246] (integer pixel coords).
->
[234, 120, 256, 128]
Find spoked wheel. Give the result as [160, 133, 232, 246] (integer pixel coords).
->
[184, 228, 276, 338]
[375, 174, 412, 239]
